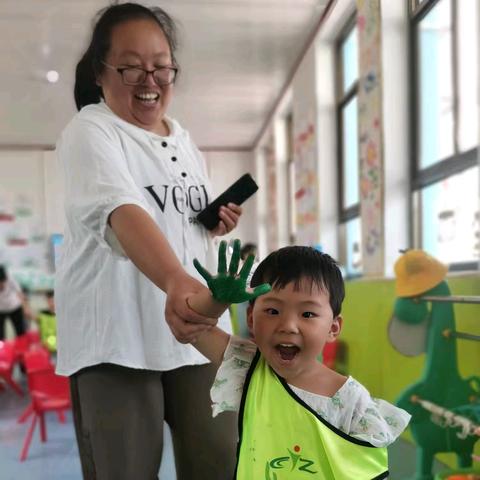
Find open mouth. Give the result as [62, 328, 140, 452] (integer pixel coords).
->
[275, 344, 300, 362]
[134, 92, 160, 105]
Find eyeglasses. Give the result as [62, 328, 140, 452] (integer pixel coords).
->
[101, 61, 178, 86]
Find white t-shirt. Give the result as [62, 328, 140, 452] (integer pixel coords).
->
[211, 336, 411, 447]
[55, 102, 231, 376]
[0, 276, 22, 312]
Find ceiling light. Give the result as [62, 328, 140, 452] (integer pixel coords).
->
[46, 70, 59, 83]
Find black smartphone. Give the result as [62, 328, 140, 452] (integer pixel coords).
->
[197, 173, 259, 230]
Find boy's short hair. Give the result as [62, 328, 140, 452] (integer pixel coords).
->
[45, 290, 55, 298]
[250, 246, 345, 317]
[0, 265, 7, 283]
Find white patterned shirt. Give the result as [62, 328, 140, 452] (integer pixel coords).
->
[211, 336, 411, 447]
[55, 102, 231, 376]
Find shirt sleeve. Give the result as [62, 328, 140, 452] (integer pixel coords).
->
[349, 386, 412, 447]
[210, 335, 256, 417]
[58, 117, 154, 255]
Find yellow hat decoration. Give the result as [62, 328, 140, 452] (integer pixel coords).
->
[394, 249, 448, 298]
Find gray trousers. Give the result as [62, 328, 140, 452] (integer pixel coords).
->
[70, 362, 238, 480]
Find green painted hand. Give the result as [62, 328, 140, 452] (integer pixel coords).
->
[193, 239, 271, 304]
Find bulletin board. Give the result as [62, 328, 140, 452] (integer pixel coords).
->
[0, 189, 53, 290]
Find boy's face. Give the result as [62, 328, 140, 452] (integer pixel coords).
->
[0, 281, 5, 292]
[247, 280, 342, 382]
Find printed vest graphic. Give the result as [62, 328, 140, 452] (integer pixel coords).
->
[235, 351, 389, 480]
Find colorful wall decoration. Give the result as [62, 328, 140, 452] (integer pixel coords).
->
[356, 0, 385, 275]
[294, 111, 319, 246]
[0, 188, 53, 290]
[265, 136, 279, 252]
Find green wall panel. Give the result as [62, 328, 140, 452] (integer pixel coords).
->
[340, 274, 480, 467]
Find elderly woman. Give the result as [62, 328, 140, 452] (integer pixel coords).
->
[55, 3, 240, 479]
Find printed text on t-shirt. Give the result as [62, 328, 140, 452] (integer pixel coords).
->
[145, 184, 209, 214]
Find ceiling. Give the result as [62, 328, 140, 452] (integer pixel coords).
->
[0, 0, 330, 150]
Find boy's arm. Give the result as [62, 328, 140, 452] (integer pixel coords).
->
[191, 326, 231, 365]
[187, 288, 229, 318]
[186, 239, 270, 363]
[186, 288, 230, 364]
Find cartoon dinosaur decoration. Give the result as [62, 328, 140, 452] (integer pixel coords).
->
[390, 250, 480, 480]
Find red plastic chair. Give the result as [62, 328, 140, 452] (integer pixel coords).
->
[13, 331, 45, 377]
[23, 347, 52, 373]
[0, 340, 23, 396]
[17, 348, 54, 424]
[25, 330, 41, 346]
[13, 334, 31, 365]
[19, 351, 70, 461]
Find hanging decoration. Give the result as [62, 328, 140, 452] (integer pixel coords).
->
[356, 0, 385, 275]
[294, 110, 318, 246]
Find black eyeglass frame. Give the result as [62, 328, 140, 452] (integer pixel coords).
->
[101, 61, 178, 86]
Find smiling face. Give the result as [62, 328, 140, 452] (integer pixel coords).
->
[247, 280, 342, 383]
[97, 18, 174, 135]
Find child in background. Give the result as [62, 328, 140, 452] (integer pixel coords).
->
[0, 265, 27, 340]
[188, 240, 410, 479]
[37, 290, 57, 353]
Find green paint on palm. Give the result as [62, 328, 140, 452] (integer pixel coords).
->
[194, 239, 271, 303]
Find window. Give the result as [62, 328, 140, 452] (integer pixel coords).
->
[336, 17, 361, 276]
[410, 0, 479, 269]
[413, 167, 479, 265]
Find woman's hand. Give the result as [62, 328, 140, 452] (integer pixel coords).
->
[210, 203, 242, 237]
[165, 271, 218, 344]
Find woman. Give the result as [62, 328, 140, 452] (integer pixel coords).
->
[0, 265, 27, 340]
[56, 3, 240, 479]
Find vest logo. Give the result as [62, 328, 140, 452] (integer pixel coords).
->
[265, 445, 317, 479]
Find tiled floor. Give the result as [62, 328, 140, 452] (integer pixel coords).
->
[0, 372, 449, 480]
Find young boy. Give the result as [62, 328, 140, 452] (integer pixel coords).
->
[189, 240, 410, 479]
[37, 290, 57, 353]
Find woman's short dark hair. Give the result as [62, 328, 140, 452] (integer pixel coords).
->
[250, 246, 345, 317]
[74, 2, 178, 110]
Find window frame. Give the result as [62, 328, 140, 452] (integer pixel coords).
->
[335, 14, 363, 277]
[409, 0, 479, 270]
[336, 14, 359, 224]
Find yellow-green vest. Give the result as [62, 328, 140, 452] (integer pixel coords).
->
[38, 312, 57, 353]
[235, 351, 389, 480]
